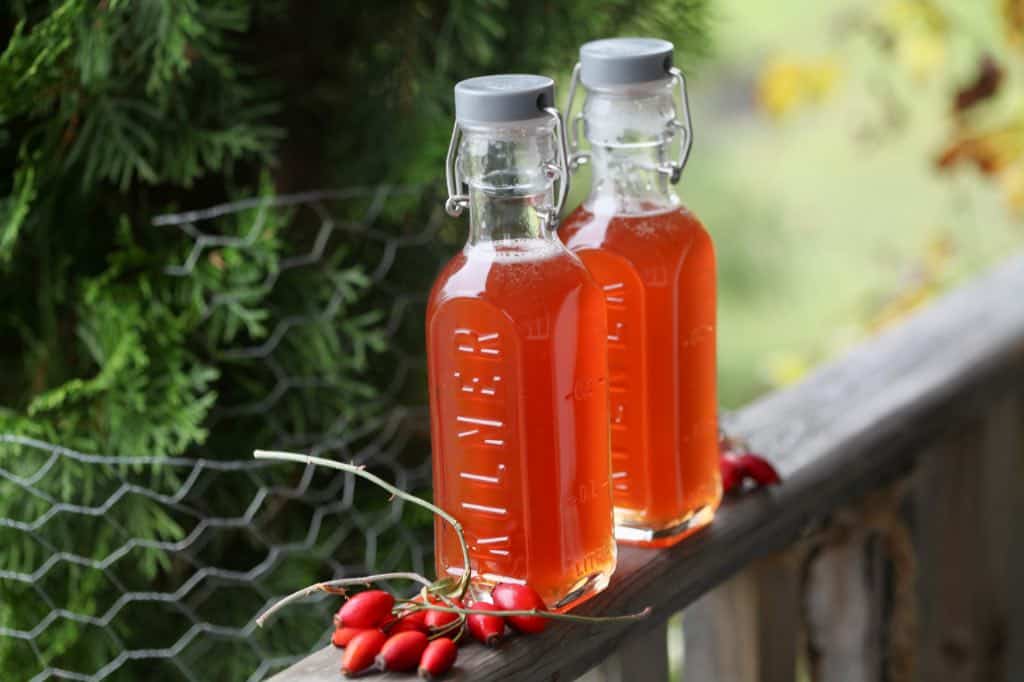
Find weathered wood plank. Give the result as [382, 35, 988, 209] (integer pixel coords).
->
[269, 254, 1024, 682]
[683, 555, 799, 682]
[582, 621, 668, 682]
[915, 393, 1023, 682]
[804, 528, 883, 682]
[755, 555, 802, 682]
[1010, 398, 1024, 682]
[684, 572, 761, 682]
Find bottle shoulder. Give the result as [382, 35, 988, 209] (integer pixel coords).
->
[560, 205, 714, 264]
[427, 240, 600, 319]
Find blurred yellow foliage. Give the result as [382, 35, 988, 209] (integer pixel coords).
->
[869, 234, 953, 332]
[938, 117, 1024, 212]
[1003, 0, 1024, 46]
[899, 32, 945, 79]
[763, 350, 812, 387]
[756, 56, 841, 119]
[762, 234, 954, 389]
[999, 162, 1024, 211]
[881, 0, 948, 78]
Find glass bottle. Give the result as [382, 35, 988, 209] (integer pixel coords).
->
[427, 75, 616, 609]
[559, 39, 722, 547]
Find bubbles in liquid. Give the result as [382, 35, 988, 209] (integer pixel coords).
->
[482, 238, 565, 262]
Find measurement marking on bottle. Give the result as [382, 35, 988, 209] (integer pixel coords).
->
[460, 473, 499, 484]
[520, 316, 550, 340]
[642, 264, 668, 286]
[564, 375, 605, 401]
[611, 458, 631, 493]
[476, 536, 510, 544]
[458, 463, 507, 485]
[603, 274, 637, 498]
[572, 547, 613, 578]
[567, 479, 608, 506]
[469, 535, 515, 559]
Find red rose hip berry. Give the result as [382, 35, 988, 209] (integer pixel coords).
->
[738, 453, 781, 486]
[491, 583, 547, 634]
[389, 611, 429, 635]
[720, 453, 744, 494]
[424, 597, 463, 631]
[337, 590, 395, 629]
[377, 630, 429, 672]
[418, 637, 458, 679]
[466, 602, 505, 646]
[341, 629, 387, 677]
[332, 626, 369, 648]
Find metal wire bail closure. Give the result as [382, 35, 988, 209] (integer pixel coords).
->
[443, 107, 571, 227]
[543, 106, 571, 228]
[565, 62, 693, 183]
[564, 63, 591, 173]
[565, 63, 589, 173]
[659, 67, 694, 185]
[444, 121, 469, 218]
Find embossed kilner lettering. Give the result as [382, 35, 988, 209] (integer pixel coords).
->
[449, 328, 518, 570]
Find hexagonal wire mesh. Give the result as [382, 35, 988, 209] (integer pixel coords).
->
[0, 187, 459, 681]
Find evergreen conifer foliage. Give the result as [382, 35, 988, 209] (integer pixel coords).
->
[0, 1, 710, 679]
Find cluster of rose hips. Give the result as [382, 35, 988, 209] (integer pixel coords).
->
[719, 434, 781, 494]
[331, 582, 548, 678]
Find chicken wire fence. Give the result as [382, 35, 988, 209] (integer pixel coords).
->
[0, 186, 458, 681]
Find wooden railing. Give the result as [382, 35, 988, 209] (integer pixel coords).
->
[271, 253, 1024, 681]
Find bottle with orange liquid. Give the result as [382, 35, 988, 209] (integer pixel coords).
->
[560, 39, 722, 547]
[427, 75, 616, 609]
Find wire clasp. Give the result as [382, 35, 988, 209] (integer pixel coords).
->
[444, 107, 571, 229]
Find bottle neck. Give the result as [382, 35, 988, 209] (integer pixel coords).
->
[468, 188, 551, 245]
[580, 80, 679, 216]
[586, 144, 676, 216]
[458, 121, 559, 247]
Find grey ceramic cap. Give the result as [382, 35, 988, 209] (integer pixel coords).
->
[454, 74, 555, 124]
[580, 37, 674, 87]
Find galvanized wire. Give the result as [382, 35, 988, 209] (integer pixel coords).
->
[0, 186, 454, 681]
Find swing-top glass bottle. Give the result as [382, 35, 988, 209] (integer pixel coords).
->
[427, 75, 616, 608]
[560, 39, 722, 547]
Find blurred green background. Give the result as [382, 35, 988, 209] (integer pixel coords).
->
[646, 0, 1022, 406]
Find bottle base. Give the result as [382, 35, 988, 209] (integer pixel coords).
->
[450, 565, 614, 613]
[615, 504, 716, 548]
[550, 568, 613, 612]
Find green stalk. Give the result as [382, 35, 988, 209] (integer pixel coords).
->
[253, 449, 472, 598]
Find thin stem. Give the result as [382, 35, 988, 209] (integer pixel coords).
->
[415, 603, 651, 624]
[254, 449, 472, 598]
[430, 614, 467, 642]
[256, 572, 433, 627]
